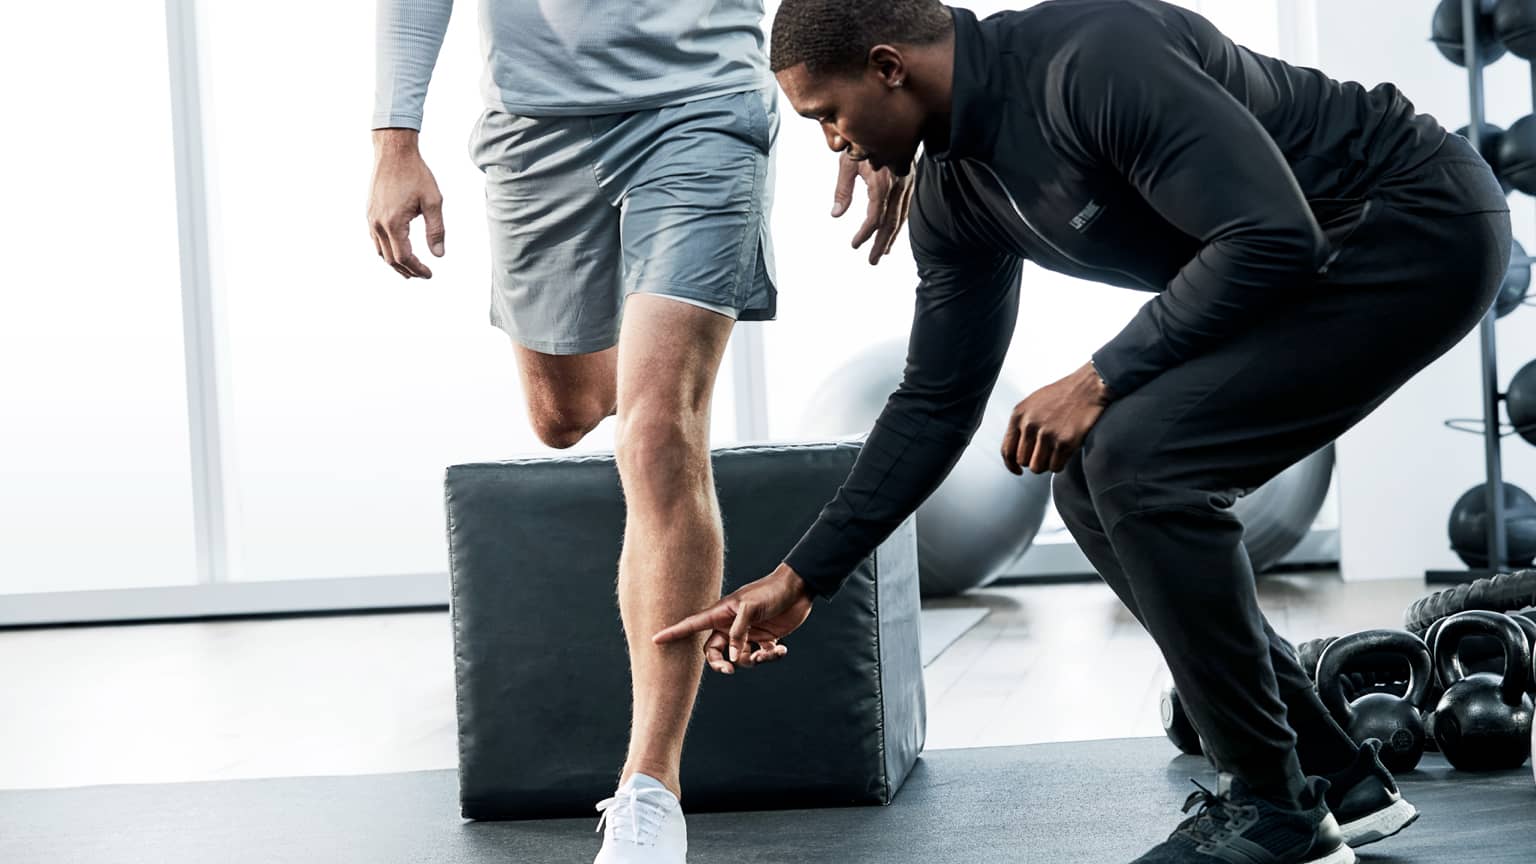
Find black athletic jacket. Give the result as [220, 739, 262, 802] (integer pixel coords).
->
[783, 0, 1449, 597]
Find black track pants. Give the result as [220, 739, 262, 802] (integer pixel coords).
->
[1052, 148, 1511, 801]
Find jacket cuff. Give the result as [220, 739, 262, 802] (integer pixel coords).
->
[783, 520, 860, 600]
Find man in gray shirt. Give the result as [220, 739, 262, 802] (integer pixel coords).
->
[366, 1, 910, 861]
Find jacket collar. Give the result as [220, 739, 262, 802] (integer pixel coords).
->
[925, 6, 1004, 163]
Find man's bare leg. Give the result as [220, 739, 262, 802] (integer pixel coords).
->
[513, 345, 617, 449]
[611, 294, 734, 798]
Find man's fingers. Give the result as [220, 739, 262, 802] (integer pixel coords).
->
[374, 222, 414, 279]
[1028, 437, 1055, 475]
[704, 632, 733, 675]
[1050, 446, 1074, 475]
[832, 156, 857, 217]
[751, 639, 789, 665]
[423, 196, 446, 257]
[380, 219, 421, 278]
[373, 222, 397, 265]
[851, 175, 886, 249]
[391, 223, 434, 278]
[886, 182, 913, 256]
[373, 228, 410, 279]
[1001, 422, 1022, 475]
[654, 605, 731, 644]
[1015, 424, 1037, 477]
[869, 211, 895, 265]
[870, 180, 908, 264]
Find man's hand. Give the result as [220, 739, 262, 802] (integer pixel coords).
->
[1002, 362, 1115, 475]
[831, 152, 915, 265]
[653, 564, 815, 674]
[368, 129, 446, 279]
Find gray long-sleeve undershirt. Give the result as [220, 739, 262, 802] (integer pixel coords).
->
[373, 0, 771, 130]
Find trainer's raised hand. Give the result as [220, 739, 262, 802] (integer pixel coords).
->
[831, 151, 915, 266]
[653, 564, 814, 675]
[368, 128, 446, 279]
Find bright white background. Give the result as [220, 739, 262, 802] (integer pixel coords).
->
[9, 0, 1504, 599]
[1, 3, 198, 593]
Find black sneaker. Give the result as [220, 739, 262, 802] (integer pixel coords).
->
[1131, 776, 1354, 864]
[1321, 738, 1418, 848]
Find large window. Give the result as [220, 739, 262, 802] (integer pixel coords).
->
[3, 1, 742, 600]
[2, 0, 1296, 604]
[1, 3, 196, 594]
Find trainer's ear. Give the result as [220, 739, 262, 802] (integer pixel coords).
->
[867, 44, 908, 90]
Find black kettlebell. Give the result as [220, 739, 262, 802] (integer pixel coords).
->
[1317, 629, 1434, 773]
[1453, 613, 1536, 692]
[1421, 617, 1450, 751]
[1431, 610, 1534, 771]
[1419, 613, 1516, 749]
[1295, 636, 1338, 681]
[1515, 614, 1536, 696]
[1161, 686, 1204, 756]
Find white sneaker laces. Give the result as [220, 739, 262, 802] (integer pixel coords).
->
[595, 785, 675, 845]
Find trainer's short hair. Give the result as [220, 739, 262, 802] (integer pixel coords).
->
[770, 0, 954, 76]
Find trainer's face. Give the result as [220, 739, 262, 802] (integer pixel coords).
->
[777, 58, 925, 176]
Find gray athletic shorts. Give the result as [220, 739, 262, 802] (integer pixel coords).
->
[467, 86, 779, 355]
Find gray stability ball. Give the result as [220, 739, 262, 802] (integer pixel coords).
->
[1233, 446, 1337, 573]
[797, 341, 1051, 597]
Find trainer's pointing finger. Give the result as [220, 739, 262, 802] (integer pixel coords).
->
[653, 603, 730, 645]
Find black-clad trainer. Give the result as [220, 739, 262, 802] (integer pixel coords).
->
[657, 3, 1510, 862]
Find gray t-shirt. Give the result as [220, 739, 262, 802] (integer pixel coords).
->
[373, 0, 770, 129]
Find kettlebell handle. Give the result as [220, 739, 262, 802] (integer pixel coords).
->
[1433, 610, 1533, 706]
[1316, 629, 1433, 722]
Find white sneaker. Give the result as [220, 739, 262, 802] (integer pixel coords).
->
[592, 774, 687, 864]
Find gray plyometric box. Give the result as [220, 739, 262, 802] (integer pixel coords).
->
[444, 440, 924, 820]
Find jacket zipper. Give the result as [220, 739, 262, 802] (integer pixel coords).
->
[972, 161, 1161, 292]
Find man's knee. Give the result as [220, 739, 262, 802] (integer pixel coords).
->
[614, 409, 708, 494]
[1074, 425, 1197, 529]
[1051, 458, 1096, 529]
[1077, 425, 1140, 497]
[529, 402, 610, 450]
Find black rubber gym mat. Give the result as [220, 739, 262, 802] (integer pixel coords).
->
[3, 738, 1531, 863]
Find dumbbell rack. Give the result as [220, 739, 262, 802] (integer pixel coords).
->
[1426, 0, 1530, 584]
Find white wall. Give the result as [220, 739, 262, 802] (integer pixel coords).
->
[1313, 0, 1536, 579]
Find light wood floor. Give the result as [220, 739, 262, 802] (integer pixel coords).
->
[0, 570, 1433, 791]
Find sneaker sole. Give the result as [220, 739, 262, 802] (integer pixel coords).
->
[1308, 844, 1357, 864]
[1338, 798, 1419, 848]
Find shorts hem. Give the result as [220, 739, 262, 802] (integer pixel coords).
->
[627, 280, 774, 320]
[494, 322, 617, 356]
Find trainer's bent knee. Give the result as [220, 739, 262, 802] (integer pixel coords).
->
[1051, 463, 1094, 526]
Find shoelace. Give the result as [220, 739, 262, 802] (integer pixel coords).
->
[595, 785, 675, 845]
[1175, 780, 1237, 844]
